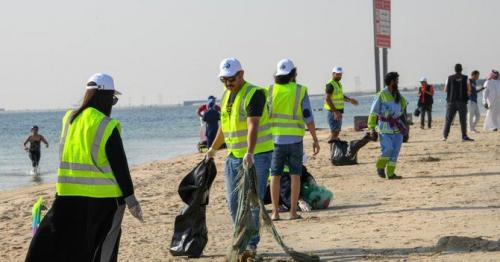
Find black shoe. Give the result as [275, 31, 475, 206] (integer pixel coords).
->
[462, 136, 474, 142]
[387, 174, 403, 180]
[493, 128, 498, 132]
[377, 169, 386, 178]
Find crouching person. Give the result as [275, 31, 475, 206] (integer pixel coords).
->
[368, 72, 408, 180]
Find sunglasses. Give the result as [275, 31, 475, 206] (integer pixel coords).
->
[220, 72, 240, 84]
[112, 95, 119, 106]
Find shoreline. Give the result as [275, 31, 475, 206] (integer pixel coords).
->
[2, 119, 500, 261]
[0, 112, 463, 193]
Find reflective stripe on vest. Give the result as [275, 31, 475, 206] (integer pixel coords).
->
[224, 123, 271, 138]
[375, 90, 407, 134]
[268, 83, 306, 137]
[58, 176, 118, 185]
[57, 108, 122, 197]
[221, 82, 274, 157]
[324, 80, 344, 110]
[59, 115, 113, 175]
[226, 133, 274, 150]
[268, 84, 303, 120]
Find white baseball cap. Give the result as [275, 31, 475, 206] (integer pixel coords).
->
[86, 73, 121, 95]
[275, 58, 296, 76]
[332, 66, 343, 74]
[419, 76, 428, 82]
[219, 57, 242, 77]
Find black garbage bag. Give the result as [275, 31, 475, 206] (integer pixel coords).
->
[170, 158, 217, 258]
[330, 133, 371, 166]
[263, 166, 315, 208]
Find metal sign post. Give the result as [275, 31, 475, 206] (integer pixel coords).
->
[373, 0, 391, 92]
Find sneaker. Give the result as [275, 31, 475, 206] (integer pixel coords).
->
[442, 137, 447, 141]
[462, 136, 474, 142]
[377, 169, 386, 178]
[387, 174, 403, 180]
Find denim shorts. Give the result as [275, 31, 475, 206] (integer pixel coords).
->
[327, 112, 342, 132]
[271, 142, 303, 176]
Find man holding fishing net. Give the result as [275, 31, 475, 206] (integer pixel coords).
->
[206, 57, 274, 254]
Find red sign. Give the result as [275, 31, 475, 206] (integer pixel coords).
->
[375, 0, 391, 48]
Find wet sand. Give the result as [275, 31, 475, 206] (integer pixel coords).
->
[1, 119, 500, 261]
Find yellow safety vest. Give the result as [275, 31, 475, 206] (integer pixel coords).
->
[323, 80, 344, 110]
[57, 107, 123, 198]
[268, 82, 306, 137]
[221, 82, 274, 158]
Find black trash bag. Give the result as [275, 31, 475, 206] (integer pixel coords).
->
[170, 158, 217, 258]
[330, 133, 372, 166]
[263, 166, 315, 208]
[414, 107, 421, 117]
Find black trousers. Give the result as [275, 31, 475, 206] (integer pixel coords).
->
[443, 102, 467, 138]
[26, 196, 125, 262]
[420, 104, 432, 128]
[29, 150, 41, 167]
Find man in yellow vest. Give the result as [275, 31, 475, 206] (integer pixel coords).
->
[267, 59, 320, 221]
[324, 66, 359, 142]
[206, 58, 274, 253]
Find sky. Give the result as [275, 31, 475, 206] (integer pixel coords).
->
[0, 0, 499, 110]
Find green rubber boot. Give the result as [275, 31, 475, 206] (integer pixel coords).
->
[376, 157, 389, 178]
[386, 162, 402, 179]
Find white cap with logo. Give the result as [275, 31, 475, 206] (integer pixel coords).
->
[332, 66, 343, 74]
[419, 76, 428, 82]
[86, 73, 122, 95]
[219, 57, 242, 77]
[275, 58, 296, 76]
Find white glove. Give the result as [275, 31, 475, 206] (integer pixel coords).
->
[206, 147, 217, 159]
[298, 199, 312, 212]
[243, 152, 254, 168]
[125, 195, 144, 222]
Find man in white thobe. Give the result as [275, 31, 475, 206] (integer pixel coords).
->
[483, 70, 500, 131]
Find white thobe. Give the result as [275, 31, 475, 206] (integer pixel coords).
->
[483, 79, 500, 130]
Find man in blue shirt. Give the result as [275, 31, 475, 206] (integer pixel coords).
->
[202, 96, 220, 147]
[468, 70, 484, 133]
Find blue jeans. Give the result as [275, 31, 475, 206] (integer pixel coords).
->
[271, 142, 303, 176]
[327, 112, 342, 132]
[224, 152, 272, 248]
[380, 133, 403, 162]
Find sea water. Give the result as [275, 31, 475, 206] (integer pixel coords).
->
[0, 91, 479, 190]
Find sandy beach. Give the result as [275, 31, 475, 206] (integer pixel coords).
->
[1, 119, 500, 261]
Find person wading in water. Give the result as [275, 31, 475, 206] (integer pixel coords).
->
[23, 125, 49, 175]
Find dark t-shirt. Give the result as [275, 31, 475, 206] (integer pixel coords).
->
[325, 82, 344, 113]
[226, 89, 266, 117]
[446, 74, 469, 103]
[202, 108, 220, 132]
[469, 79, 478, 103]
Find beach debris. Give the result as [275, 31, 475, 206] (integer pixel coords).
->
[435, 236, 500, 252]
[31, 197, 44, 235]
[418, 156, 440, 162]
[228, 165, 319, 262]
